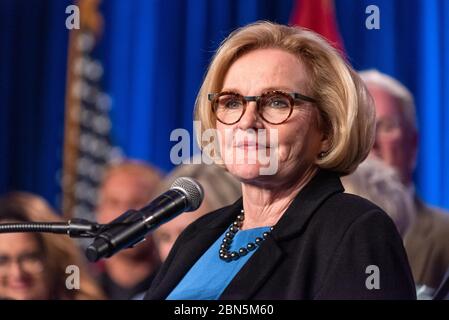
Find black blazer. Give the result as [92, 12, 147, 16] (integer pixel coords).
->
[144, 170, 416, 299]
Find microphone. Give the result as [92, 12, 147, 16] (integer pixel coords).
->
[85, 177, 204, 262]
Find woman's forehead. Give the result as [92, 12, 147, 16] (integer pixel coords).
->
[0, 233, 41, 253]
[222, 48, 309, 93]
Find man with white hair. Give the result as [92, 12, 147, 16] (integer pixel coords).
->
[360, 70, 449, 292]
[341, 156, 415, 237]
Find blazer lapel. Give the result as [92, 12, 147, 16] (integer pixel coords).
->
[150, 170, 344, 300]
[273, 169, 344, 241]
[220, 170, 344, 299]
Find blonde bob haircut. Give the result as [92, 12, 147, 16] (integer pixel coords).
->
[194, 21, 375, 175]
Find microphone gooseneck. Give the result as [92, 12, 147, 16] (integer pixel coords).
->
[0, 219, 102, 238]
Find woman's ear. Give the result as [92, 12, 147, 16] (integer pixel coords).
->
[316, 108, 331, 156]
[319, 133, 331, 155]
[316, 140, 330, 160]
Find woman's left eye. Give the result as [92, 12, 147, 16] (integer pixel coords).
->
[268, 99, 289, 108]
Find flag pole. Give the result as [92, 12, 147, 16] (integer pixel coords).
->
[62, 0, 104, 219]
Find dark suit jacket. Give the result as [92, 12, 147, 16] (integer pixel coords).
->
[145, 170, 416, 300]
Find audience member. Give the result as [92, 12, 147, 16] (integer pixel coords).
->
[96, 160, 162, 299]
[360, 70, 449, 290]
[0, 192, 105, 300]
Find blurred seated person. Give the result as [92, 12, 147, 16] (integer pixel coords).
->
[96, 160, 162, 299]
[0, 192, 105, 300]
[154, 156, 241, 261]
[360, 69, 449, 291]
[341, 156, 415, 237]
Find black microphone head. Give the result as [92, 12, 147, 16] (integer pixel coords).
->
[170, 177, 204, 211]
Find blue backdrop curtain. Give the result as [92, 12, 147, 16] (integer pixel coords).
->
[335, 0, 449, 209]
[0, 0, 448, 211]
[96, 0, 293, 171]
[0, 0, 72, 207]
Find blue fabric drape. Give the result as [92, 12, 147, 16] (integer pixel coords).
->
[97, 0, 293, 173]
[0, 0, 71, 207]
[335, 0, 449, 209]
[0, 0, 448, 211]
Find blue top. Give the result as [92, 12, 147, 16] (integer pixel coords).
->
[166, 226, 270, 300]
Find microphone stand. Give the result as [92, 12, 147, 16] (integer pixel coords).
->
[0, 219, 103, 238]
[0, 216, 155, 259]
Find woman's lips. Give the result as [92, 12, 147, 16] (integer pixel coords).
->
[235, 142, 269, 149]
[8, 280, 33, 290]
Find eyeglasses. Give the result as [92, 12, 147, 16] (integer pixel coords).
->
[0, 252, 45, 274]
[208, 90, 317, 125]
[376, 118, 402, 135]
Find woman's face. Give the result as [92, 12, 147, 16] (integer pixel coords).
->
[0, 233, 50, 300]
[216, 48, 325, 186]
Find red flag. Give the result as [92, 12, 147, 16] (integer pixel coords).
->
[290, 0, 345, 54]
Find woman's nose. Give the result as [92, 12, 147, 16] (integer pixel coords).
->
[237, 102, 263, 130]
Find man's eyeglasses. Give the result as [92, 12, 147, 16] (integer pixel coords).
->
[208, 90, 317, 125]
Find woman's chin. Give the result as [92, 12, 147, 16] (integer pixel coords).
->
[4, 290, 37, 300]
[226, 163, 268, 182]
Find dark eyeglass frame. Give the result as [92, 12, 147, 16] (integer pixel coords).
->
[0, 252, 45, 273]
[208, 90, 317, 125]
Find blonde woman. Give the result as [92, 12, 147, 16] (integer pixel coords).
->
[0, 192, 105, 300]
[144, 22, 416, 300]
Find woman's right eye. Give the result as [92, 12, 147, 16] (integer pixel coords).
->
[0, 256, 9, 265]
[220, 97, 242, 109]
